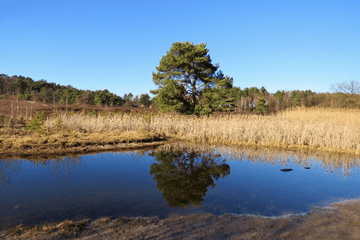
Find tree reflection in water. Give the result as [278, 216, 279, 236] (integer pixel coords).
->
[149, 148, 230, 208]
[0, 160, 21, 185]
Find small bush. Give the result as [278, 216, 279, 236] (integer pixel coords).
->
[26, 112, 45, 131]
[194, 105, 212, 115]
[88, 110, 96, 117]
[56, 119, 62, 129]
[145, 114, 152, 123]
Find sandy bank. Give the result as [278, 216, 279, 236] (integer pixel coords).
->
[1, 198, 360, 239]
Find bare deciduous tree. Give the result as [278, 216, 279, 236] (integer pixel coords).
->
[330, 80, 360, 94]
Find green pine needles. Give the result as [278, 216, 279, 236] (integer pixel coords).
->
[151, 42, 233, 115]
[26, 112, 45, 131]
[254, 98, 269, 114]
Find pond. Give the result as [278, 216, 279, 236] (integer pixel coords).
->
[1, 142, 360, 230]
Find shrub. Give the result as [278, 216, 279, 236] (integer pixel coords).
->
[194, 105, 213, 115]
[56, 118, 62, 129]
[88, 110, 96, 117]
[26, 112, 45, 131]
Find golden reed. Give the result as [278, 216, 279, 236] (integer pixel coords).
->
[45, 108, 360, 155]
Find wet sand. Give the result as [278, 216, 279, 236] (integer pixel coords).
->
[1, 198, 360, 239]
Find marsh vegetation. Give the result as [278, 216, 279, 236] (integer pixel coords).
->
[1, 107, 360, 158]
[45, 107, 360, 154]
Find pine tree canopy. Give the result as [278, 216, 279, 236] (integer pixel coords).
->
[151, 42, 220, 113]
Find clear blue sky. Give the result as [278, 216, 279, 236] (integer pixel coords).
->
[1, 0, 359, 97]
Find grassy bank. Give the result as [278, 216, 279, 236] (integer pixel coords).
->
[0, 128, 166, 159]
[1, 107, 360, 157]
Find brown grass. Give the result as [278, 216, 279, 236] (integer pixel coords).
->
[0, 128, 166, 160]
[1, 106, 360, 157]
[280, 107, 360, 125]
[0, 96, 155, 120]
[44, 107, 360, 155]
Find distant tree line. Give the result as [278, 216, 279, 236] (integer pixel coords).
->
[0, 74, 152, 107]
[232, 88, 360, 114]
[183, 84, 360, 114]
[122, 92, 152, 108]
[187, 82, 360, 114]
[2, 70, 359, 114]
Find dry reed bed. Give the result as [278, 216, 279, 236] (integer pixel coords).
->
[45, 108, 360, 155]
[280, 107, 360, 125]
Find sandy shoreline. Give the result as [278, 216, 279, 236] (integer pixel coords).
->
[1, 198, 360, 239]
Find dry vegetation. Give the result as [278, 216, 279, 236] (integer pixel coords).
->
[0, 98, 163, 158]
[1, 106, 360, 157]
[0, 96, 155, 118]
[0, 128, 166, 160]
[280, 107, 360, 125]
[42, 107, 360, 155]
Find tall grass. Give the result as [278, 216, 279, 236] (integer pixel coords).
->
[280, 107, 360, 125]
[45, 108, 360, 155]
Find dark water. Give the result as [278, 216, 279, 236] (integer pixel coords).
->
[1, 143, 360, 229]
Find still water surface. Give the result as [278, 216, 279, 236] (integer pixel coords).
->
[1, 143, 360, 229]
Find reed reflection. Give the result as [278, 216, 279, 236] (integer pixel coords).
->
[156, 142, 360, 177]
[0, 156, 82, 186]
[149, 147, 230, 208]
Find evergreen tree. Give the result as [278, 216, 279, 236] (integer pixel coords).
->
[125, 93, 133, 102]
[254, 98, 268, 114]
[260, 86, 268, 95]
[291, 91, 301, 106]
[151, 42, 219, 113]
[139, 93, 151, 107]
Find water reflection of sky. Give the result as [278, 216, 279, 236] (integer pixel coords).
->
[1, 145, 360, 229]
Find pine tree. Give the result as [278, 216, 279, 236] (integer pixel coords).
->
[151, 42, 219, 113]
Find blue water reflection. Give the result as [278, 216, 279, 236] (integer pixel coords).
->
[1, 143, 360, 229]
